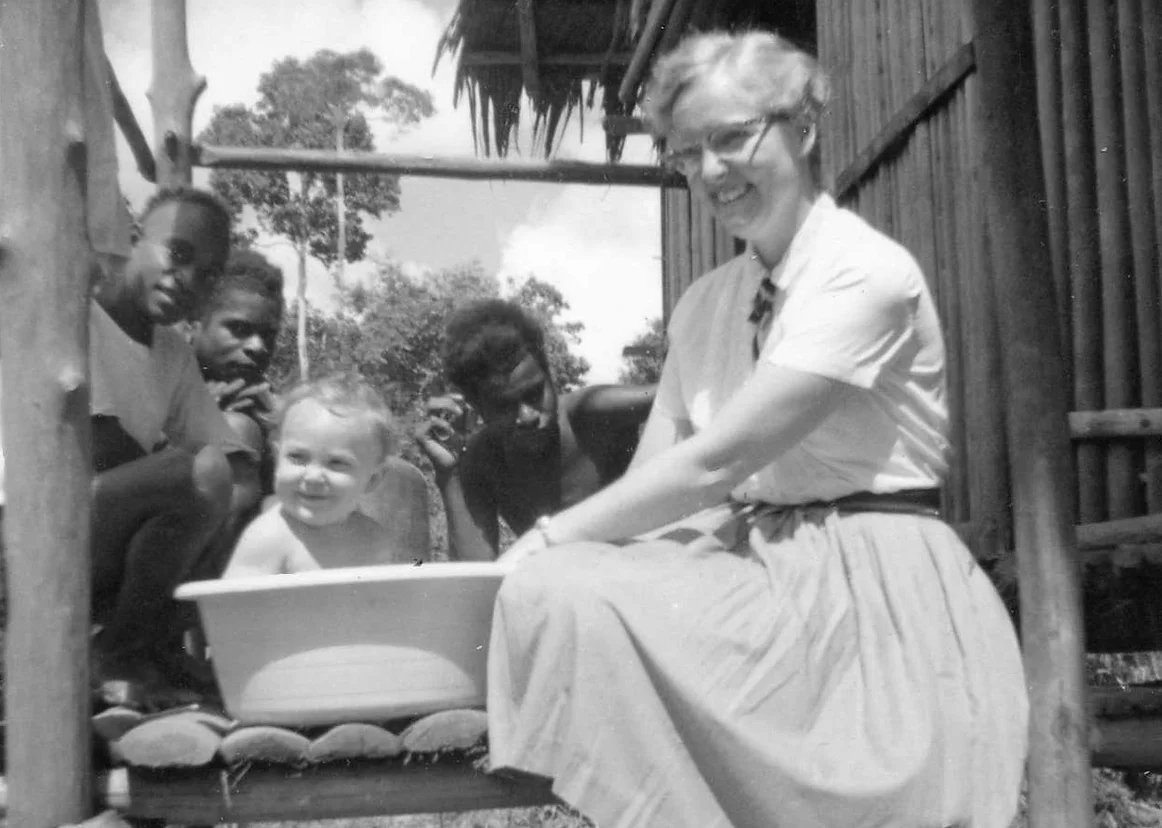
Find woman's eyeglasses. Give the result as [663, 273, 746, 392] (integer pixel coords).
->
[661, 113, 794, 176]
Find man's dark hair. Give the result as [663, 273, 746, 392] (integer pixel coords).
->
[140, 186, 233, 271]
[443, 299, 549, 402]
[197, 249, 286, 321]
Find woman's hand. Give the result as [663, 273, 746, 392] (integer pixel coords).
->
[498, 527, 551, 567]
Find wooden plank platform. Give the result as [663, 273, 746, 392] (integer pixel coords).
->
[0, 760, 556, 823]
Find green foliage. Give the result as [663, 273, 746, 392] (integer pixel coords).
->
[618, 316, 665, 385]
[198, 48, 435, 379]
[268, 259, 591, 439]
[198, 49, 433, 270]
[506, 276, 589, 392]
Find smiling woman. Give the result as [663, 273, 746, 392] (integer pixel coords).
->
[485, 30, 1029, 828]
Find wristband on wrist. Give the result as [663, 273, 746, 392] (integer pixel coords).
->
[533, 515, 556, 547]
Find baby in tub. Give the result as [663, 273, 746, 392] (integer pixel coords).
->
[223, 374, 408, 576]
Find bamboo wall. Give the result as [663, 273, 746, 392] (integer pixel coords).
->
[813, 0, 1162, 650]
[660, 189, 738, 321]
[817, 0, 1008, 544]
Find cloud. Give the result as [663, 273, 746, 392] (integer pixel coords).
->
[498, 185, 662, 384]
[100, 0, 663, 384]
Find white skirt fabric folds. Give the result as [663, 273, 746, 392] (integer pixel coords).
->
[486, 503, 1028, 828]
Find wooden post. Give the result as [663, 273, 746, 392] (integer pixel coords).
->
[0, 2, 94, 826]
[148, 0, 205, 186]
[967, 0, 1092, 826]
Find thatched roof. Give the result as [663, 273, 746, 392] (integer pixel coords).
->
[436, 0, 816, 161]
[436, 0, 635, 160]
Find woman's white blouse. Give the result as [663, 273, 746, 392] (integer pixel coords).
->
[654, 194, 950, 504]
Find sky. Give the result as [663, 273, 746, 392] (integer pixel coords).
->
[98, 0, 663, 382]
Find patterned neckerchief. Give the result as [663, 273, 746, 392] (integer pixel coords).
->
[748, 272, 778, 360]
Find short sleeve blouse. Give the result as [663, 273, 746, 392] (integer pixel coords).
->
[655, 195, 950, 504]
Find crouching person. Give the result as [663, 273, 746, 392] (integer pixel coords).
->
[83, 187, 258, 708]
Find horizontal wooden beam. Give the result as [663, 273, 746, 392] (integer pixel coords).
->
[461, 51, 634, 68]
[835, 41, 976, 200]
[1079, 513, 1162, 551]
[27, 760, 557, 823]
[1091, 717, 1162, 770]
[106, 58, 156, 183]
[1091, 685, 1162, 768]
[194, 144, 685, 188]
[1070, 407, 1162, 439]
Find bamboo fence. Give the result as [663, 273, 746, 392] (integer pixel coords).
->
[812, 0, 1162, 655]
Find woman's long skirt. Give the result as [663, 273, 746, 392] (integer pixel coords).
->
[487, 504, 1028, 828]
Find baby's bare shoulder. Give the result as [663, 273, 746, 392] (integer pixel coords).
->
[225, 508, 297, 577]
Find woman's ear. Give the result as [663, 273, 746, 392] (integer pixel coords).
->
[798, 122, 818, 158]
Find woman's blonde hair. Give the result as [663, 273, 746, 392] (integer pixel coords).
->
[641, 30, 831, 139]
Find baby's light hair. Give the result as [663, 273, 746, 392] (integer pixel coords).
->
[276, 373, 396, 463]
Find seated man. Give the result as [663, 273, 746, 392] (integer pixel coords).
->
[9, 186, 259, 709]
[417, 299, 655, 560]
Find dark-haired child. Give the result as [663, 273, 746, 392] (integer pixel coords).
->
[189, 248, 283, 432]
[179, 249, 285, 589]
[416, 298, 656, 560]
[84, 186, 257, 705]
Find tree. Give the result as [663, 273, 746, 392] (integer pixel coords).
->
[269, 261, 591, 434]
[619, 317, 665, 384]
[507, 277, 590, 391]
[197, 48, 435, 381]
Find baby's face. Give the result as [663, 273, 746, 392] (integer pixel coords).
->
[274, 399, 383, 528]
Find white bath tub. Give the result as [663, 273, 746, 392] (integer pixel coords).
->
[175, 562, 509, 727]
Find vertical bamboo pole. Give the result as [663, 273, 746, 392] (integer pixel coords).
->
[1060, 0, 1106, 523]
[0, 2, 93, 825]
[1032, 0, 1071, 390]
[1118, 0, 1162, 511]
[967, 0, 1091, 825]
[1088, 0, 1138, 519]
[1144, 2, 1162, 281]
[954, 0, 1009, 550]
[924, 0, 968, 523]
[148, 0, 205, 187]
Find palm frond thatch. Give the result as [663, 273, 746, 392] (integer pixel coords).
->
[436, 0, 639, 161]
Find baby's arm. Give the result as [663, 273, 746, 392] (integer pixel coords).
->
[222, 508, 288, 577]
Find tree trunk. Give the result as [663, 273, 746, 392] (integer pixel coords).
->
[335, 119, 346, 289]
[296, 241, 310, 382]
[147, 0, 204, 187]
[0, 2, 94, 824]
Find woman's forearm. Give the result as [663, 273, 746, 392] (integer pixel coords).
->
[546, 365, 847, 545]
[548, 438, 737, 543]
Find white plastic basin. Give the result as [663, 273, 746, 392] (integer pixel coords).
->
[175, 562, 509, 727]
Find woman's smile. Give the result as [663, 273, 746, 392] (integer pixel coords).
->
[709, 183, 752, 206]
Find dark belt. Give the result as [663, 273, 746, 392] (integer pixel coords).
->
[795, 487, 942, 517]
